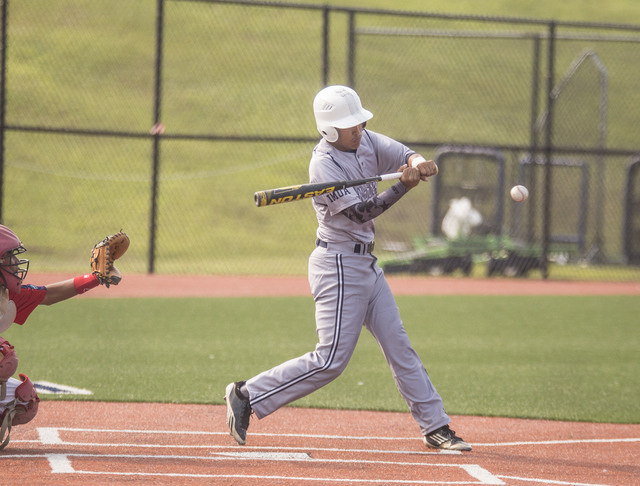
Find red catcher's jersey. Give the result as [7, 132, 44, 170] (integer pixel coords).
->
[8, 285, 46, 325]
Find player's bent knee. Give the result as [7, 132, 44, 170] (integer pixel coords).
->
[0, 373, 40, 427]
[0, 373, 40, 450]
[313, 359, 351, 387]
[12, 373, 40, 425]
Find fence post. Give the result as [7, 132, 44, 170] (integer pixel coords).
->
[149, 0, 165, 274]
[542, 22, 556, 279]
[347, 10, 355, 88]
[527, 34, 541, 245]
[322, 7, 329, 87]
[591, 58, 609, 263]
[0, 0, 8, 224]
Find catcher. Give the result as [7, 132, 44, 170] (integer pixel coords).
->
[0, 225, 129, 450]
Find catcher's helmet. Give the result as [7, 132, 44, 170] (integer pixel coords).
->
[313, 86, 373, 143]
[0, 226, 29, 293]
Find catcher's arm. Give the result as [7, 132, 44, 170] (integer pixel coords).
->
[5, 233, 130, 308]
[40, 279, 80, 305]
[41, 232, 130, 303]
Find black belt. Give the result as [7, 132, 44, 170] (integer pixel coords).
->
[316, 239, 375, 255]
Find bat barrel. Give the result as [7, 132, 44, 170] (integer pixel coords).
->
[254, 182, 329, 208]
[253, 171, 413, 208]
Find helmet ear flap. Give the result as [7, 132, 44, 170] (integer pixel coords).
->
[318, 126, 339, 143]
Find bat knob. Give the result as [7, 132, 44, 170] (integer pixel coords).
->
[254, 192, 267, 207]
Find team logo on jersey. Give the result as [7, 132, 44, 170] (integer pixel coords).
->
[355, 182, 376, 201]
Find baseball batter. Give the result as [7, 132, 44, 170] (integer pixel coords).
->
[0, 226, 126, 450]
[225, 86, 470, 451]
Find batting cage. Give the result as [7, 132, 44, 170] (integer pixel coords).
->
[624, 157, 640, 266]
[382, 146, 507, 277]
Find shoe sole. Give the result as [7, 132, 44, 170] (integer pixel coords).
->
[225, 383, 246, 446]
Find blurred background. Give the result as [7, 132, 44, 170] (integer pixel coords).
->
[2, 0, 640, 281]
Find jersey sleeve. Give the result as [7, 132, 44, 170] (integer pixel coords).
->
[8, 285, 47, 325]
[368, 131, 414, 174]
[309, 152, 363, 215]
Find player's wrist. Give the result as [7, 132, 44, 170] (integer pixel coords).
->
[73, 274, 100, 294]
[393, 180, 410, 193]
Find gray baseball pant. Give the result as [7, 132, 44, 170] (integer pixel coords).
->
[246, 244, 450, 436]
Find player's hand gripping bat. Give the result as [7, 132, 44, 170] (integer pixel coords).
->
[254, 162, 437, 207]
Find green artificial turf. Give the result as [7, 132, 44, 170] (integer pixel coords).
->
[4, 294, 639, 423]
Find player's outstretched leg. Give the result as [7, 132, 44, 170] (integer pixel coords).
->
[424, 424, 472, 451]
[224, 381, 252, 445]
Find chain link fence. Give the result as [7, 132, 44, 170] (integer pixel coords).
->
[2, 0, 640, 281]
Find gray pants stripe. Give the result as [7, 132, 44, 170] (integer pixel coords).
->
[249, 254, 344, 407]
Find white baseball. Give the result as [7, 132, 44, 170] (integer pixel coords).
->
[510, 185, 529, 202]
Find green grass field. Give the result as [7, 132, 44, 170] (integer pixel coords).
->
[4, 294, 639, 424]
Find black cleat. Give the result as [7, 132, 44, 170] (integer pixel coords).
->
[224, 381, 252, 445]
[424, 424, 472, 451]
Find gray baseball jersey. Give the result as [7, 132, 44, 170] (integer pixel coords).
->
[311, 130, 411, 243]
[246, 129, 450, 436]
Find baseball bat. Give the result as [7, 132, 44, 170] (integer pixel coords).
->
[254, 172, 403, 207]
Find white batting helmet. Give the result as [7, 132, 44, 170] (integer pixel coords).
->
[313, 86, 373, 143]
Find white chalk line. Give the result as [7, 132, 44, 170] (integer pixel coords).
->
[32, 440, 462, 455]
[47, 454, 75, 473]
[474, 438, 640, 446]
[33, 381, 93, 395]
[5, 427, 634, 486]
[43, 427, 427, 440]
[34, 426, 458, 455]
[38, 427, 640, 447]
[51, 471, 496, 485]
[10, 451, 480, 466]
[35, 427, 640, 448]
[44, 458, 623, 486]
[215, 451, 312, 460]
[0, 452, 505, 485]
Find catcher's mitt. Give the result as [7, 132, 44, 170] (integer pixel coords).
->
[91, 232, 130, 288]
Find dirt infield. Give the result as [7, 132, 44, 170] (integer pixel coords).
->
[3, 402, 639, 485]
[6, 273, 638, 485]
[24, 273, 640, 298]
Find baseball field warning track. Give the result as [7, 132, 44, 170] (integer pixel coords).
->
[23, 273, 640, 298]
[2, 402, 639, 485]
